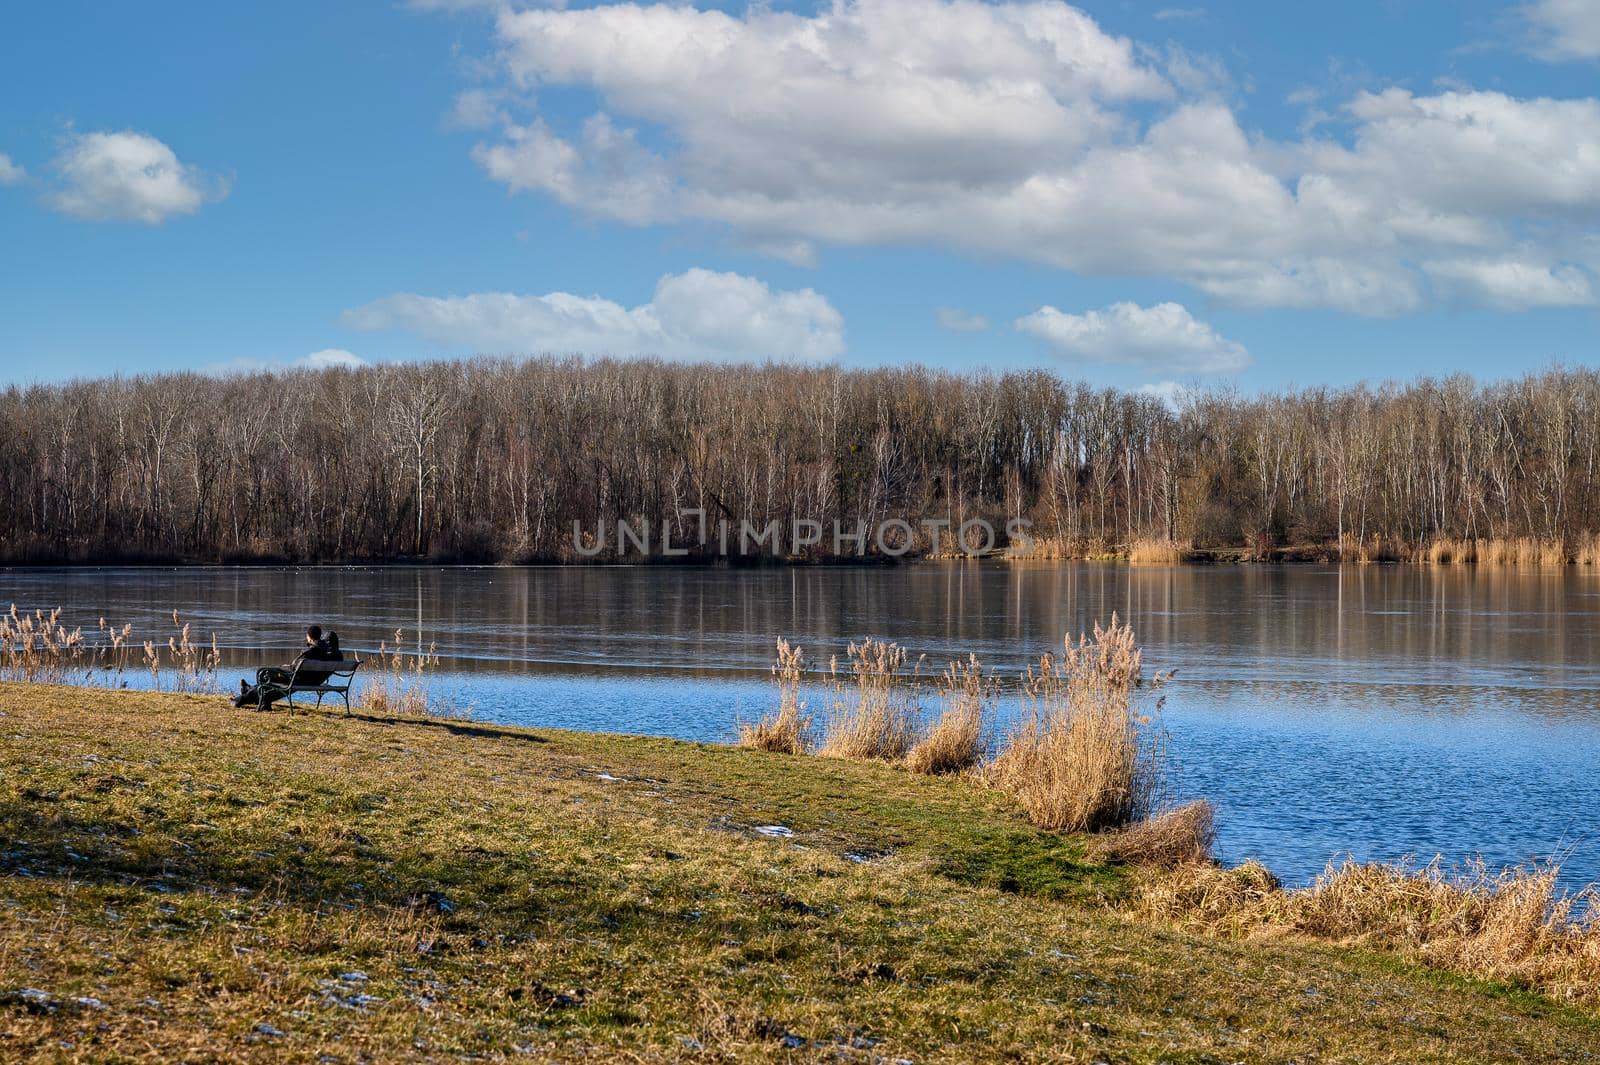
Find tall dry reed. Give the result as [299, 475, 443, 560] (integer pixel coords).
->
[819, 638, 923, 762]
[360, 629, 445, 716]
[739, 638, 812, 754]
[0, 606, 86, 683]
[986, 614, 1167, 832]
[1137, 855, 1600, 1004]
[905, 654, 993, 775]
[1418, 537, 1570, 565]
[164, 610, 221, 693]
[1, 605, 217, 692]
[1127, 539, 1190, 565]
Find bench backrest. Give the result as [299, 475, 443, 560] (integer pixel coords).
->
[290, 656, 362, 687]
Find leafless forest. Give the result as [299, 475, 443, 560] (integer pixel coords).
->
[4, 357, 1600, 564]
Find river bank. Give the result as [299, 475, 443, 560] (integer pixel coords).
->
[2, 683, 1597, 1062]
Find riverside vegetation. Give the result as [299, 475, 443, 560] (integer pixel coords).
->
[4, 615, 1600, 1060]
[15, 358, 1600, 565]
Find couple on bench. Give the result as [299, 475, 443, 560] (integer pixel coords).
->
[234, 623, 350, 710]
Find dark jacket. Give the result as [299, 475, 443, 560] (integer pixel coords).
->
[295, 633, 344, 684]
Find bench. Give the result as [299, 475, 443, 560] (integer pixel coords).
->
[258, 657, 363, 714]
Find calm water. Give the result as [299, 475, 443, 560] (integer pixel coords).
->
[6, 563, 1600, 888]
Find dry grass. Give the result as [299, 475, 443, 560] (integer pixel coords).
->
[1091, 800, 1216, 868]
[0, 606, 87, 684]
[1418, 537, 1572, 565]
[13, 684, 1600, 1061]
[1347, 535, 1404, 563]
[986, 614, 1167, 833]
[1138, 855, 1600, 1004]
[819, 637, 922, 762]
[358, 628, 447, 717]
[1127, 538, 1190, 565]
[1, 605, 216, 692]
[160, 610, 221, 693]
[906, 654, 993, 775]
[739, 637, 812, 754]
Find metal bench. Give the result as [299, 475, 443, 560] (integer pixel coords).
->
[258, 657, 363, 714]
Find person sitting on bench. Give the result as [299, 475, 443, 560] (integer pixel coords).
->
[234, 624, 344, 709]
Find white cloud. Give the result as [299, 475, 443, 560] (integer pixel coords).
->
[0, 153, 24, 186]
[935, 307, 990, 332]
[341, 269, 845, 362]
[1015, 301, 1249, 374]
[1137, 380, 1194, 410]
[440, 0, 1600, 316]
[48, 131, 222, 223]
[303, 349, 368, 369]
[1424, 257, 1594, 310]
[1520, 0, 1600, 62]
[209, 349, 370, 376]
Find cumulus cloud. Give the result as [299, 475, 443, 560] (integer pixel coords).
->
[341, 269, 845, 362]
[1520, 0, 1600, 61]
[48, 130, 223, 223]
[303, 349, 368, 369]
[1015, 301, 1248, 374]
[210, 349, 370, 376]
[438, 0, 1600, 316]
[1137, 380, 1195, 410]
[0, 154, 24, 186]
[1424, 257, 1594, 310]
[935, 307, 990, 332]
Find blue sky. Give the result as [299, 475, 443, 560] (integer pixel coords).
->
[2, 0, 1598, 391]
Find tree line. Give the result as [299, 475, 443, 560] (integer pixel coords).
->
[3, 356, 1600, 564]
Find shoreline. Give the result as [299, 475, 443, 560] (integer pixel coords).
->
[3, 682, 1598, 1061]
[4, 546, 1598, 569]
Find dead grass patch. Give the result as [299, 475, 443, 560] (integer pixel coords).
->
[1091, 800, 1215, 868]
[1137, 855, 1600, 1004]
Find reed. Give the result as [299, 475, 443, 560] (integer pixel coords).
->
[1416, 536, 1573, 565]
[986, 614, 1167, 832]
[1127, 538, 1190, 565]
[1137, 855, 1600, 1004]
[739, 638, 812, 754]
[359, 628, 446, 717]
[0, 605, 214, 691]
[1350, 536, 1404, 563]
[819, 638, 923, 762]
[905, 654, 993, 775]
[165, 610, 221, 693]
[1091, 799, 1216, 868]
[0, 606, 86, 683]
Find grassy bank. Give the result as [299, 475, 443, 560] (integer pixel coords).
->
[2, 684, 1598, 1062]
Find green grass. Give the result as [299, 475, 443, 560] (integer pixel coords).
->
[1, 683, 1596, 1062]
